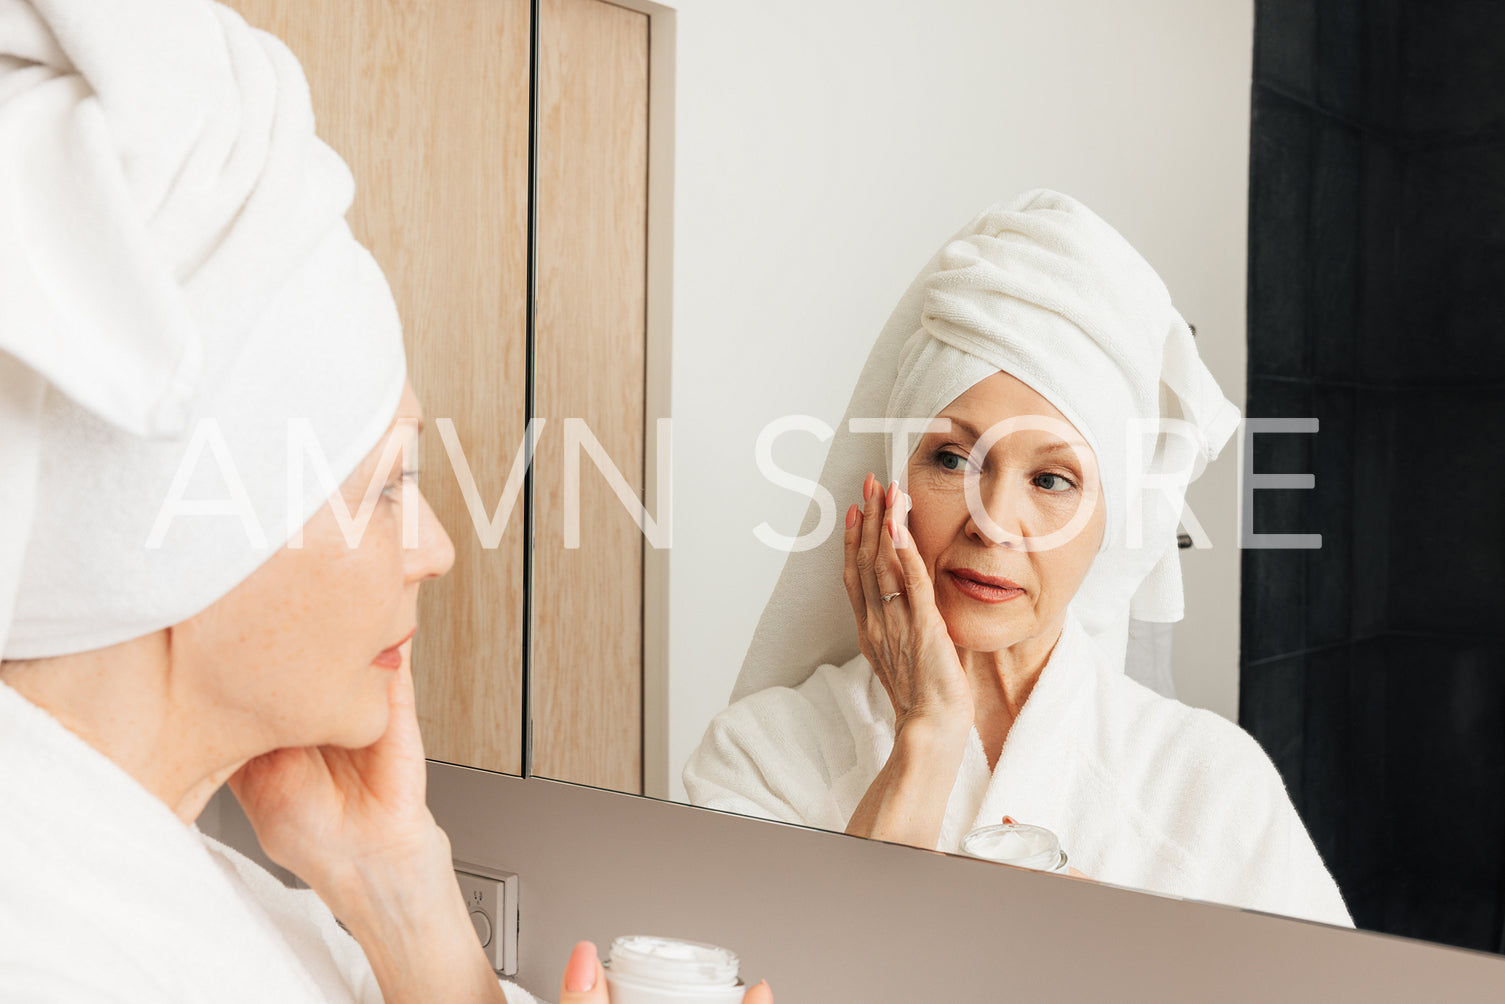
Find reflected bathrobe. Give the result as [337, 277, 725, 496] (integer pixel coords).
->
[684, 614, 1352, 928]
[0, 682, 539, 1004]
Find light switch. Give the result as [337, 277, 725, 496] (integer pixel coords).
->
[470, 908, 492, 947]
[454, 859, 518, 976]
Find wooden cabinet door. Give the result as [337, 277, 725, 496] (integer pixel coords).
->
[226, 0, 532, 774]
[532, 0, 651, 793]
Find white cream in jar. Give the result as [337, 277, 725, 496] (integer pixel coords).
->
[603, 935, 746, 1004]
[960, 822, 1068, 872]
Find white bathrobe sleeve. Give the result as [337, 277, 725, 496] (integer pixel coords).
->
[1137, 710, 1353, 928]
[204, 836, 382, 1003]
[1214, 734, 1353, 928]
[0, 680, 550, 1004]
[205, 836, 548, 1004]
[683, 685, 854, 830]
[685, 654, 904, 831]
[684, 624, 1352, 929]
[1037, 669, 1352, 928]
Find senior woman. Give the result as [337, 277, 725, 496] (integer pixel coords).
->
[684, 191, 1352, 929]
[0, 2, 775, 1002]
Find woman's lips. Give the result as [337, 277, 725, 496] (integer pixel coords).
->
[947, 569, 1025, 604]
[372, 628, 416, 669]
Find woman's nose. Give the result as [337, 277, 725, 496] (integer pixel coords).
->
[963, 475, 1025, 547]
[407, 488, 456, 581]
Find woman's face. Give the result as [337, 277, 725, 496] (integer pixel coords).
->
[904, 371, 1105, 654]
[175, 380, 455, 752]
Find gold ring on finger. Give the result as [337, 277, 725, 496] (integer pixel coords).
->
[881, 591, 902, 603]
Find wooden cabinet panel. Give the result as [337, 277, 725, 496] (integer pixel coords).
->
[226, 0, 532, 774]
[533, 0, 650, 792]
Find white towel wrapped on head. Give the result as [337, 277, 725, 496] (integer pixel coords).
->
[0, 0, 405, 660]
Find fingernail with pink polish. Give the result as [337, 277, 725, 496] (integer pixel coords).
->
[846, 503, 859, 529]
[565, 941, 597, 993]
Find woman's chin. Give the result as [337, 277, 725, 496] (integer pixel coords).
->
[939, 608, 1031, 654]
[319, 696, 392, 750]
[948, 631, 1026, 654]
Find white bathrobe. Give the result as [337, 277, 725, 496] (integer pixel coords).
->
[0, 681, 539, 1004]
[685, 614, 1352, 929]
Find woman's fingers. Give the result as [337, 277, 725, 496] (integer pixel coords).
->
[875, 511, 908, 607]
[888, 505, 936, 612]
[742, 979, 774, 1003]
[558, 941, 609, 1004]
[856, 472, 888, 609]
[842, 501, 867, 623]
[870, 480, 910, 603]
[555, 941, 769, 1003]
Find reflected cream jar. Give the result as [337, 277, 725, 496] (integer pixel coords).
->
[603, 935, 746, 1004]
[961, 822, 1069, 872]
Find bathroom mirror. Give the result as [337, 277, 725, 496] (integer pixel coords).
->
[530, 0, 1505, 959]
[545, 0, 1251, 886]
[653, 0, 1252, 799]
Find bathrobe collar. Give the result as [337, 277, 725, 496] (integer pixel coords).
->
[0, 681, 339, 1002]
[930, 613, 1098, 850]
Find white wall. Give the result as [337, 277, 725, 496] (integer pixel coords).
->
[665, 0, 1254, 800]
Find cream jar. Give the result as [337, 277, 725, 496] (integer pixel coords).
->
[960, 822, 1068, 872]
[603, 935, 746, 1004]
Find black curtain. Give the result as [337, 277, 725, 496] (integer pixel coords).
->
[1241, 0, 1505, 952]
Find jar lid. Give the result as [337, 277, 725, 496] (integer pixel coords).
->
[960, 823, 1064, 871]
[607, 935, 741, 989]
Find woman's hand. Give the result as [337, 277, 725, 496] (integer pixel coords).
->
[843, 473, 974, 848]
[843, 473, 973, 734]
[231, 660, 507, 1004]
[229, 656, 435, 897]
[558, 941, 773, 1003]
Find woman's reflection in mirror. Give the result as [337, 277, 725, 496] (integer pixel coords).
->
[685, 190, 1352, 928]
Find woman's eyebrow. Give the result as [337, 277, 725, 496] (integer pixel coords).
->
[1035, 441, 1087, 462]
[933, 419, 1085, 459]
[937, 416, 980, 439]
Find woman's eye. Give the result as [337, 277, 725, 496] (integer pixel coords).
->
[936, 450, 971, 472]
[1034, 472, 1075, 492]
[382, 468, 421, 499]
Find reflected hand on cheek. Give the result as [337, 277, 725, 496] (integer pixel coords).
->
[842, 473, 972, 735]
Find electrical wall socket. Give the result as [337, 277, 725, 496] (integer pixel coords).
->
[454, 859, 518, 976]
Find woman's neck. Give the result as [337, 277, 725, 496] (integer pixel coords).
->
[0, 635, 247, 824]
[959, 621, 1066, 770]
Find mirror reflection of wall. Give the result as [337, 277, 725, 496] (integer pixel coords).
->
[663, 0, 1253, 802]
